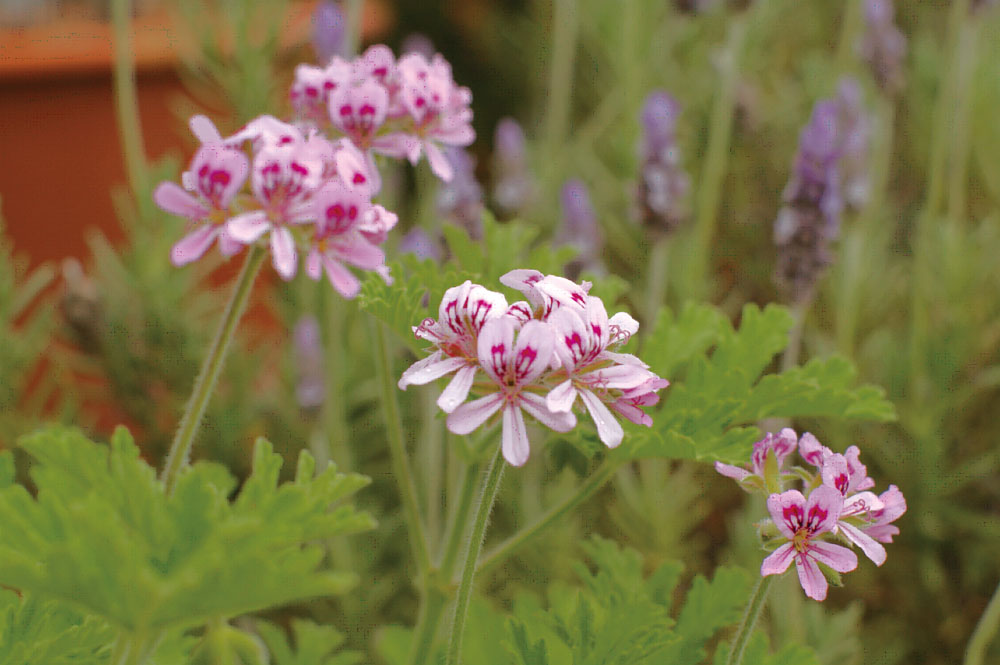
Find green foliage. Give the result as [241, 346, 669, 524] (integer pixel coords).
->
[0, 427, 374, 635]
[613, 303, 895, 463]
[713, 632, 820, 665]
[500, 537, 766, 665]
[256, 619, 361, 665]
[0, 591, 113, 665]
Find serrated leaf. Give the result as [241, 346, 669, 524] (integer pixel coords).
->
[663, 567, 752, 664]
[257, 619, 361, 665]
[0, 427, 374, 635]
[0, 590, 114, 665]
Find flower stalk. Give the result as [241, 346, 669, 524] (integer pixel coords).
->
[964, 577, 1000, 665]
[161, 245, 266, 494]
[111, 0, 148, 197]
[725, 575, 774, 665]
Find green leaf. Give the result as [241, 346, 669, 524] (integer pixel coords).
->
[0, 590, 114, 665]
[0, 427, 374, 635]
[662, 567, 752, 664]
[257, 619, 362, 665]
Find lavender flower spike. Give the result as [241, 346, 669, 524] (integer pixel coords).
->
[835, 78, 871, 213]
[294, 316, 326, 412]
[311, 1, 345, 64]
[436, 147, 484, 240]
[637, 91, 689, 234]
[773, 100, 843, 304]
[556, 179, 603, 276]
[492, 118, 535, 215]
[859, 0, 907, 97]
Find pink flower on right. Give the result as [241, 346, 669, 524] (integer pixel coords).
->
[717, 429, 905, 601]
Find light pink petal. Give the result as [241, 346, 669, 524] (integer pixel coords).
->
[189, 114, 223, 143]
[761, 542, 797, 577]
[502, 404, 531, 466]
[865, 524, 900, 543]
[608, 311, 639, 342]
[437, 364, 478, 413]
[424, 141, 454, 181]
[546, 379, 578, 413]
[170, 226, 218, 266]
[154, 182, 209, 219]
[611, 399, 652, 427]
[799, 432, 831, 467]
[519, 392, 576, 433]
[193, 145, 250, 207]
[217, 227, 244, 257]
[512, 320, 555, 385]
[805, 485, 845, 534]
[331, 234, 385, 270]
[398, 353, 465, 389]
[477, 317, 516, 385]
[226, 211, 271, 242]
[767, 490, 808, 539]
[837, 523, 886, 566]
[586, 363, 654, 390]
[714, 461, 752, 482]
[548, 306, 588, 369]
[372, 132, 421, 160]
[809, 541, 859, 573]
[321, 255, 360, 298]
[795, 556, 829, 601]
[270, 227, 298, 280]
[447, 393, 504, 436]
[579, 389, 624, 448]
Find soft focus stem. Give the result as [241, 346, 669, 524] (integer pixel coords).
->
[111, 0, 148, 197]
[161, 246, 265, 495]
[543, 0, 579, 158]
[478, 457, 619, 575]
[946, 18, 980, 225]
[343, 0, 365, 58]
[725, 575, 774, 665]
[965, 577, 1000, 665]
[372, 318, 432, 577]
[688, 14, 747, 300]
[445, 444, 506, 665]
[645, 234, 671, 326]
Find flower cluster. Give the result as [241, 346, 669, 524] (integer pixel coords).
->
[635, 91, 690, 235]
[773, 79, 871, 303]
[155, 45, 475, 298]
[716, 429, 906, 601]
[289, 44, 475, 181]
[398, 271, 668, 466]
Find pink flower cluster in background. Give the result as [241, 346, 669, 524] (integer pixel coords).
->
[716, 429, 906, 601]
[154, 44, 476, 297]
[398, 270, 668, 466]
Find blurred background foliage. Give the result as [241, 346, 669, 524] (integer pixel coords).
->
[1, 0, 999, 663]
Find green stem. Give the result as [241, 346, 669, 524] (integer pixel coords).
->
[946, 18, 980, 226]
[111, 0, 148, 197]
[343, 0, 365, 58]
[965, 577, 1000, 665]
[445, 444, 506, 665]
[406, 586, 451, 665]
[161, 246, 265, 495]
[542, 0, 579, 161]
[780, 300, 807, 373]
[688, 14, 747, 301]
[372, 318, 432, 577]
[645, 234, 671, 326]
[725, 575, 774, 665]
[441, 462, 482, 574]
[909, 0, 970, 394]
[109, 631, 155, 665]
[478, 458, 619, 575]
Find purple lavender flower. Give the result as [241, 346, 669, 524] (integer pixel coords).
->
[311, 1, 345, 64]
[399, 227, 442, 262]
[773, 100, 843, 303]
[835, 78, 870, 213]
[556, 180, 603, 276]
[859, 0, 907, 97]
[636, 91, 690, 234]
[492, 118, 535, 215]
[437, 147, 484, 240]
[293, 316, 326, 412]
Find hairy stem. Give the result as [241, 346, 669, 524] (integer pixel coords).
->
[478, 458, 619, 575]
[725, 575, 774, 665]
[161, 246, 265, 494]
[372, 318, 432, 576]
[688, 14, 747, 300]
[965, 577, 1000, 665]
[445, 444, 506, 665]
[110, 0, 148, 197]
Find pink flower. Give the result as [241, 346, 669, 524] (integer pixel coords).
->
[290, 59, 352, 125]
[398, 281, 509, 412]
[304, 179, 379, 298]
[499, 269, 591, 319]
[396, 52, 475, 181]
[447, 318, 575, 466]
[227, 132, 328, 279]
[761, 486, 858, 601]
[714, 428, 799, 492]
[863, 484, 906, 543]
[545, 297, 667, 448]
[798, 431, 833, 467]
[329, 78, 390, 150]
[820, 446, 876, 496]
[154, 143, 249, 266]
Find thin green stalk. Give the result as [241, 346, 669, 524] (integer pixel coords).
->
[406, 586, 451, 665]
[422, 390, 446, 546]
[946, 18, 981, 226]
[964, 577, 1000, 665]
[441, 462, 482, 573]
[372, 318, 432, 577]
[780, 301, 808, 373]
[645, 235, 671, 326]
[542, 0, 579, 161]
[445, 445, 506, 665]
[343, 0, 365, 58]
[909, 0, 970, 394]
[161, 246, 265, 495]
[111, 0, 148, 197]
[478, 458, 619, 575]
[687, 14, 747, 301]
[725, 575, 774, 665]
